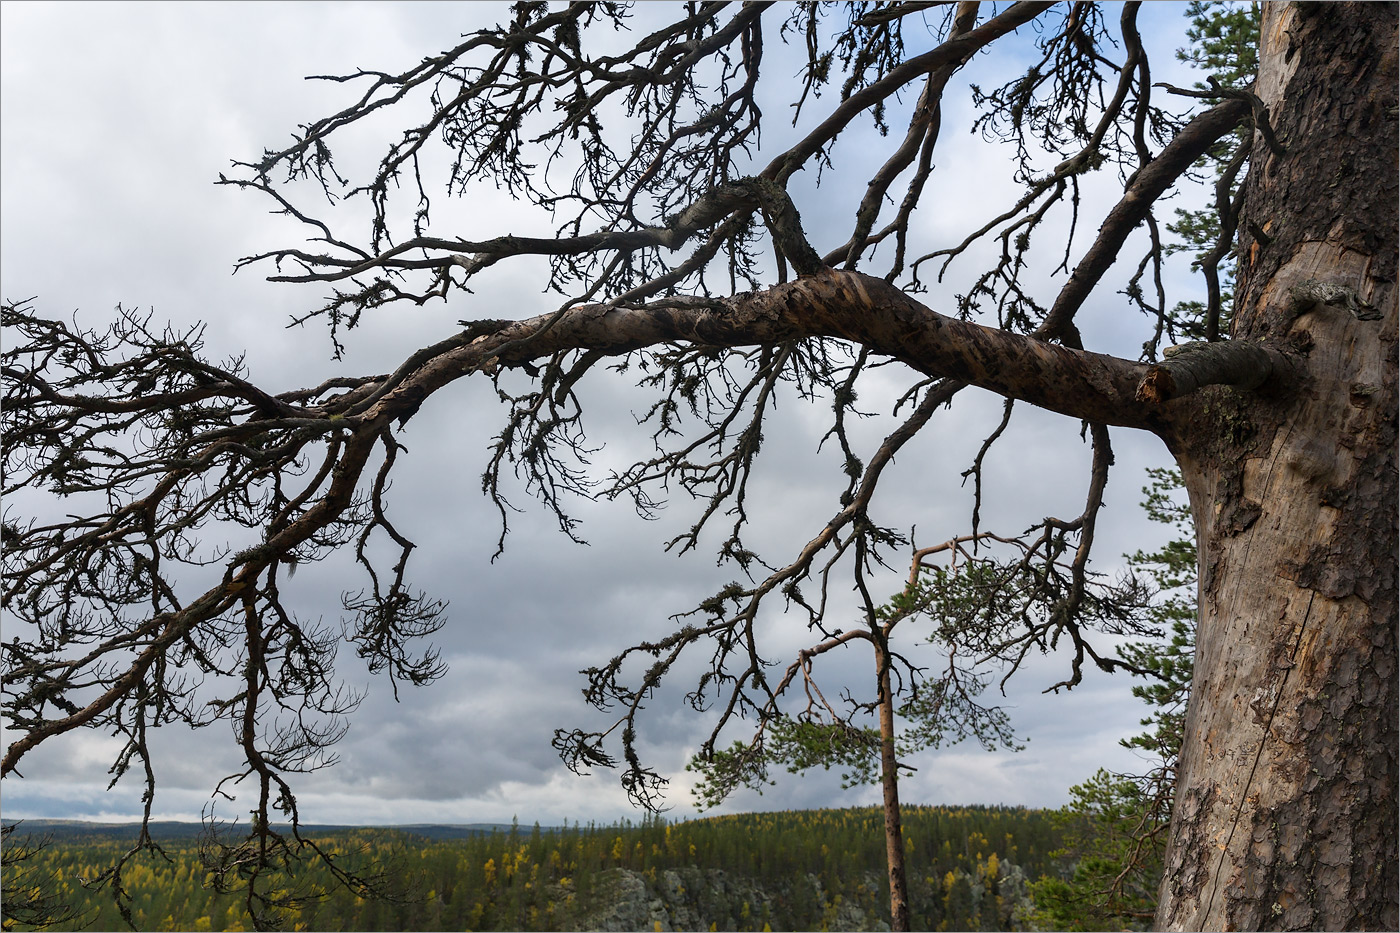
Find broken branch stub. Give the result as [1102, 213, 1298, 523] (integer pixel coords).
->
[1135, 339, 1294, 403]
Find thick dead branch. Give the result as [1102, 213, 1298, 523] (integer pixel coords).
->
[1134, 340, 1295, 403]
[2, 5, 1277, 918]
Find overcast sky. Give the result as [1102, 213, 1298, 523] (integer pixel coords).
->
[2, 2, 1211, 828]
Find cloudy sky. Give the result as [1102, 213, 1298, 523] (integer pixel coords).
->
[2, 2, 1211, 828]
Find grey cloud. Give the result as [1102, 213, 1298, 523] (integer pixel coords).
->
[2, 2, 1201, 827]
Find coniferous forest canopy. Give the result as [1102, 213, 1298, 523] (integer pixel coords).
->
[5, 806, 1070, 932]
[2, 0, 1395, 931]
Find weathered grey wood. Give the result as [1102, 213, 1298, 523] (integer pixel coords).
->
[1156, 4, 1398, 929]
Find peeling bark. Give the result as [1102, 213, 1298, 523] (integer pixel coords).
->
[420, 269, 1167, 431]
[6, 7, 1395, 928]
[1156, 4, 1398, 929]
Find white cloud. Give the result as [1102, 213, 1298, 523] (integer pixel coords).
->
[2, 2, 1199, 829]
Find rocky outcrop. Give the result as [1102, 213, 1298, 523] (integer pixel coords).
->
[572, 866, 891, 932]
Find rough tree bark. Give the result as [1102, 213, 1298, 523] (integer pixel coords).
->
[875, 641, 910, 932]
[1155, 4, 1398, 930]
[4, 5, 1395, 930]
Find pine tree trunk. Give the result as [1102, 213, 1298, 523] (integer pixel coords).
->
[876, 641, 912, 932]
[1156, 4, 1398, 930]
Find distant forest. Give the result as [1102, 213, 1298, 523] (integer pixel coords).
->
[2, 805, 1076, 931]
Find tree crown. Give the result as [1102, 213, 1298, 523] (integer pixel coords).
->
[2, 3, 1280, 927]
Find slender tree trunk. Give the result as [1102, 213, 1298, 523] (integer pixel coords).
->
[1156, 4, 1398, 930]
[876, 639, 911, 932]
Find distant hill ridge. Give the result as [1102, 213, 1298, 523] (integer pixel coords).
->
[0, 818, 530, 841]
